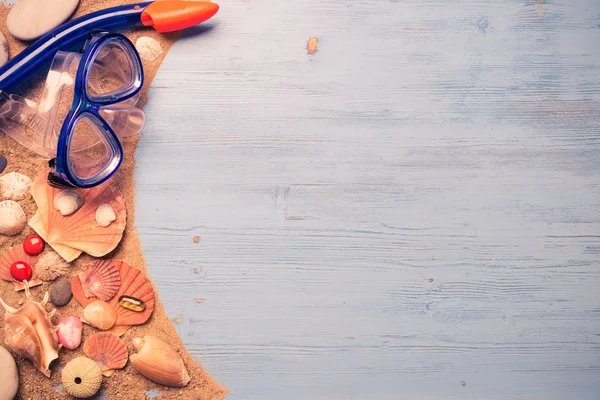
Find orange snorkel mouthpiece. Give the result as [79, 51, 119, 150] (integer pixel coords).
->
[141, 1, 219, 33]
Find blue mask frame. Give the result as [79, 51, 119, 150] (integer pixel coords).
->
[48, 31, 144, 189]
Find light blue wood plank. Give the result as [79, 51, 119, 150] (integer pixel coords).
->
[135, 0, 600, 398]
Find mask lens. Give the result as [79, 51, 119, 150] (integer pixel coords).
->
[68, 115, 117, 180]
[86, 41, 137, 101]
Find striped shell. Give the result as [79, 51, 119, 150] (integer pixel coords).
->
[78, 259, 121, 301]
[0, 200, 26, 236]
[83, 332, 128, 377]
[62, 356, 102, 398]
[71, 260, 154, 336]
[0, 245, 42, 291]
[34, 251, 70, 281]
[0, 172, 32, 200]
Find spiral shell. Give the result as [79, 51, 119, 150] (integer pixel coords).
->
[0, 200, 26, 236]
[83, 332, 128, 377]
[78, 259, 121, 301]
[62, 357, 103, 398]
[35, 251, 70, 281]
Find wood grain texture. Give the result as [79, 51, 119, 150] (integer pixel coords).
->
[134, 0, 600, 398]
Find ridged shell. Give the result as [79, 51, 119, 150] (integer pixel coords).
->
[83, 332, 128, 377]
[0, 245, 42, 291]
[62, 357, 103, 398]
[130, 336, 191, 388]
[72, 260, 154, 335]
[34, 251, 70, 281]
[78, 259, 121, 301]
[28, 172, 126, 262]
[0, 172, 33, 200]
[0, 200, 26, 236]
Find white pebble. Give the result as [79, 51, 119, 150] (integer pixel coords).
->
[0, 30, 9, 67]
[7, 0, 79, 41]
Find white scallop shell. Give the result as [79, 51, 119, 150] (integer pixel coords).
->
[35, 251, 71, 281]
[0, 172, 33, 200]
[0, 200, 26, 236]
[95, 204, 116, 227]
[53, 190, 84, 216]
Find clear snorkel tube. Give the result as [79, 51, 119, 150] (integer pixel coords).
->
[0, 49, 146, 159]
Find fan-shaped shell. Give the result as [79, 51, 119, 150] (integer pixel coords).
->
[0, 245, 42, 291]
[83, 332, 128, 377]
[34, 251, 70, 281]
[0, 200, 26, 236]
[62, 356, 103, 398]
[78, 259, 121, 301]
[72, 260, 154, 333]
[28, 172, 126, 262]
[0, 172, 33, 200]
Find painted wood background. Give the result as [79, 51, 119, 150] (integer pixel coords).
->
[134, 0, 600, 398]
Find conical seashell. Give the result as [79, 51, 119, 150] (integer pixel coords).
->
[34, 251, 70, 281]
[0, 172, 33, 200]
[28, 172, 127, 262]
[82, 300, 117, 331]
[83, 332, 128, 377]
[62, 357, 103, 398]
[96, 204, 117, 227]
[72, 260, 154, 333]
[0, 200, 26, 236]
[78, 259, 121, 301]
[0, 281, 60, 377]
[130, 336, 191, 388]
[53, 190, 84, 216]
[0, 245, 43, 291]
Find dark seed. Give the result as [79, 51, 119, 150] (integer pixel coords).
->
[0, 156, 7, 173]
[50, 280, 72, 307]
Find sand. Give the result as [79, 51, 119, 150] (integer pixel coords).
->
[0, 1, 227, 399]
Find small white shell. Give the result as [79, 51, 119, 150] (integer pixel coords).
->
[0, 200, 27, 236]
[96, 204, 117, 227]
[53, 190, 84, 216]
[0, 172, 33, 200]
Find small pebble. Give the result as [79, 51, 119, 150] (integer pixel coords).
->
[0, 156, 6, 173]
[50, 280, 72, 307]
[57, 316, 82, 350]
[0, 345, 18, 400]
[6, 0, 79, 41]
[0, 32, 7, 68]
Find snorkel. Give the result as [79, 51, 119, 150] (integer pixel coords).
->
[0, 1, 219, 91]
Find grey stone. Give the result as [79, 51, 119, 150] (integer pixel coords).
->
[50, 280, 72, 307]
[0, 156, 7, 174]
[0, 345, 18, 400]
[6, 0, 79, 41]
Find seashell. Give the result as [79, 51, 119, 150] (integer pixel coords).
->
[50, 279, 73, 307]
[57, 316, 82, 350]
[62, 357, 103, 398]
[29, 172, 127, 262]
[130, 336, 191, 388]
[96, 204, 117, 227]
[35, 251, 70, 281]
[82, 300, 117, 331]
[0, 172, 33, 200]
[83, 332, 128, 377]
[118, 295, 146, 312]
[78, 259, 121, 301]
[0, 200, 27, 236]
[53, 189, 84, 216]
[0, 281, 60, 377]
[0, 345, 19, 400]
[72, 260, 154, 335]
[0, 245, 43, 291]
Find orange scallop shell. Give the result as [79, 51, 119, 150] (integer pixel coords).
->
[28, 172, 126, 262]
[72, 260, 154, 334]
[83, 332, 128, 377]
[0, 245, 43, 291]
[78, 259, 121, 301]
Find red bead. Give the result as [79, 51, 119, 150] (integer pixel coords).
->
[23, 235, 45, 256]
[10, 261, 32, 282]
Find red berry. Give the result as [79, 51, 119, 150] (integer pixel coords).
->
[23, 235, 45, 256]
[10, 261, 32, 282]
